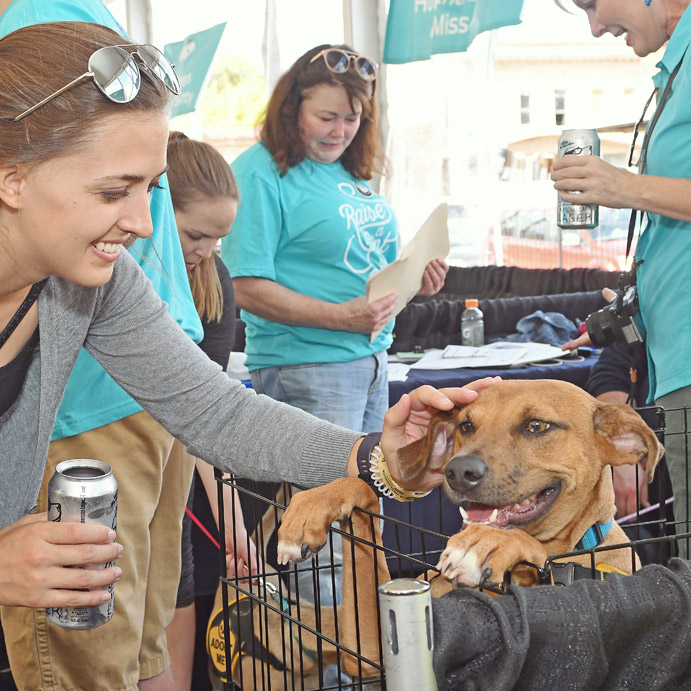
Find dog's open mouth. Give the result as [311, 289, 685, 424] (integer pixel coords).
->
[460, 484, 561, 528]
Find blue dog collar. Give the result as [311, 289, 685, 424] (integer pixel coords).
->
[575, 518, 614, 551]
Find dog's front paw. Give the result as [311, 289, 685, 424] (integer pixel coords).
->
[436, 524, 548, 588]
[436, 528, 497, 588]
[276, 478, 379, 565]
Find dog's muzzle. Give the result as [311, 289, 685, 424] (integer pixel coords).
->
[445, 455, 488, 492]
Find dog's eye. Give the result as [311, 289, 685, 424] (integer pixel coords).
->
[526, 420, 551, 434]
[459, 420, 474, 435]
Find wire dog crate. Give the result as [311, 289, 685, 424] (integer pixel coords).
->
[209, 403, 691, 690]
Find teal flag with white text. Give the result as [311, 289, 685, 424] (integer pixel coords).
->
[384, 0, 525, 64]
[164, 22, 226, 118]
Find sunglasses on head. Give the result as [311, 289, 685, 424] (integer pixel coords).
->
[11, 43, 180, 122]
[309, 48, 378, 82]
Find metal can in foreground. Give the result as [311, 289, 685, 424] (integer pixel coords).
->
[378, 578, 437, 690]
[46, 459, 118, 629]
[557, 129, 600, 229]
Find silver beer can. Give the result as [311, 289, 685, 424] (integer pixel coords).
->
[557, 129, 600, 229]
[46, 459, 118, 629]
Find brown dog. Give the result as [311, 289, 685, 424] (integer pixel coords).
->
[207, 482, 388, 687]
[277, 379, 665, 674]
[397, 379, 665, 587]
[206, 570, 343, 689]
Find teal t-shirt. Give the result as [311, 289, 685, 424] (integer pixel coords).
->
[636, 3, 691, 401]
[0, 0, 204, 439]
[0, 0, 122, 32]
[222, 142, 398, 371]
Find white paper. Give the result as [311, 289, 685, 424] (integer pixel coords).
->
[226, 351, 250, 380]
[366, 203, 450, 342]
[410, 342, 569, 370]
[387, 362, 411, 381]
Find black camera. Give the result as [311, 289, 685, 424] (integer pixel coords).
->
[585, 284, 643, 348]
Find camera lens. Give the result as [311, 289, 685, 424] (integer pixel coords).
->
[586, 307, 617, 348]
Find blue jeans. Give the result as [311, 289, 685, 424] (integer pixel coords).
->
[251, 352, 389, 611]
[250, 350, 389, 433]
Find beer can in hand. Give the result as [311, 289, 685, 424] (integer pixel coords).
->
[46, 459, 118, 629]
[557, 129, 600, 229]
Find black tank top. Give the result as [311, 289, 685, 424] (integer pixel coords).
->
[0, 328, 39, 417]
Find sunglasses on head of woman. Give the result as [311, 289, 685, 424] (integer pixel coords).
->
[309, 48, 378, 82]
[10, 43, 180, 122]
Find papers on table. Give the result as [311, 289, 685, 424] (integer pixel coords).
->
[366, 203, 450, 342]
[410, 342, 569, 370]
[388, 362, 411, 381]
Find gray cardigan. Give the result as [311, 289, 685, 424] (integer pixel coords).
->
[0, 250, 361, 530]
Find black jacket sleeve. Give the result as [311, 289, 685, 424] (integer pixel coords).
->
[432, 558, 691, 690]
[585, 342, 649, 403]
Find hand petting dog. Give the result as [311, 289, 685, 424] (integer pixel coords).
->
[376, 377, 501, 494]
[282, 378, 664, 592]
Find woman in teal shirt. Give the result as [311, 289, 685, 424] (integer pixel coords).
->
[223, 44, 449, 435]
[556, 0, 691, 556]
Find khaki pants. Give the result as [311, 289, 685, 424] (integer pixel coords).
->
[1, 411, 195, 691]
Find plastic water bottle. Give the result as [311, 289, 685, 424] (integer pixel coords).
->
[461, 299, 484, 347]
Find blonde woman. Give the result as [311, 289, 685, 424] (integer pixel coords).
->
[165, 132, 260, 690]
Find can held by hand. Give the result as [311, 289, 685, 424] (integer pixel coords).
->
[557, 129, 600, 229]
[46, 459, 118, 629]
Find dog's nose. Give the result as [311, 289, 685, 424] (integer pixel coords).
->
[445, 455, 488, 492]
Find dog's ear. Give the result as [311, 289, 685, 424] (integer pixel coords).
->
[593, 403, 664, 482]
[397, 410, 458, 483]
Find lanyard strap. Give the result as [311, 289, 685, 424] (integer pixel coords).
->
[626, 57, 685, 258]
[0, 279, 47, 350]
[638, 58, 684, 175]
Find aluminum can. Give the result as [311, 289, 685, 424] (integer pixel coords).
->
[46, 459, 118, 629]
[557, 129, 600, 229]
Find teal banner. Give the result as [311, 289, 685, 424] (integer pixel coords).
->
[384, 0, 525, 64]
[164, 22, 227, 118]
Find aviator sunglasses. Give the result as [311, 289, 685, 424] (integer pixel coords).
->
[309, 48, 378, 82]
[11, 43, 180, 122]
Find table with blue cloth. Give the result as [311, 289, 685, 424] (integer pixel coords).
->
[388, 347, 598, 405]
[383, 348, 600, 577]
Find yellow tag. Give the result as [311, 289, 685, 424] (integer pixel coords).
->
[206, 596, 241, 682]
[595, 563, 628, 576]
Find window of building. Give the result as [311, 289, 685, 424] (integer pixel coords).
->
[520, 93, 530, 125]
[555, 89, 566, 126]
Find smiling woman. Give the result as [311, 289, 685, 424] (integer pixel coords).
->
[4, 111, 169, 288]
[558, 0, 674, 56]
[0, 19, 489, 691]
[0, 6, 207, 690]
[554, 0, 691, 559]
[0, 21, 170, 361]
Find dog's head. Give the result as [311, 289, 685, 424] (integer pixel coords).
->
[398, 379, 664, 540]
